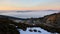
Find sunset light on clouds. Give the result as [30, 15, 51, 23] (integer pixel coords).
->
[0, 0, 60, 10]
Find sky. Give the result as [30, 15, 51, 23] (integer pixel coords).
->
[0, 0, 60, 10]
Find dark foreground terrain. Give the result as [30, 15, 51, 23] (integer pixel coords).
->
[0, 13, 60, 34]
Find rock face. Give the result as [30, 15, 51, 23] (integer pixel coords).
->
[41, 13, 60, 33]
[43, 13, 60, 28]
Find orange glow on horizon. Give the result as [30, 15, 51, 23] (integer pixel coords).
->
[0, 6, 60, 10]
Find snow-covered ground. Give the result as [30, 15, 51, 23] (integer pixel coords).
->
[19, 27, 58, 34]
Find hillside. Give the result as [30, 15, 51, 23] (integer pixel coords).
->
[43, 13, 60, 28]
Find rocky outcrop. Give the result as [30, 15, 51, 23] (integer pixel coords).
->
[41, 13, 60, 33]
[43, 13, 60, 28]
